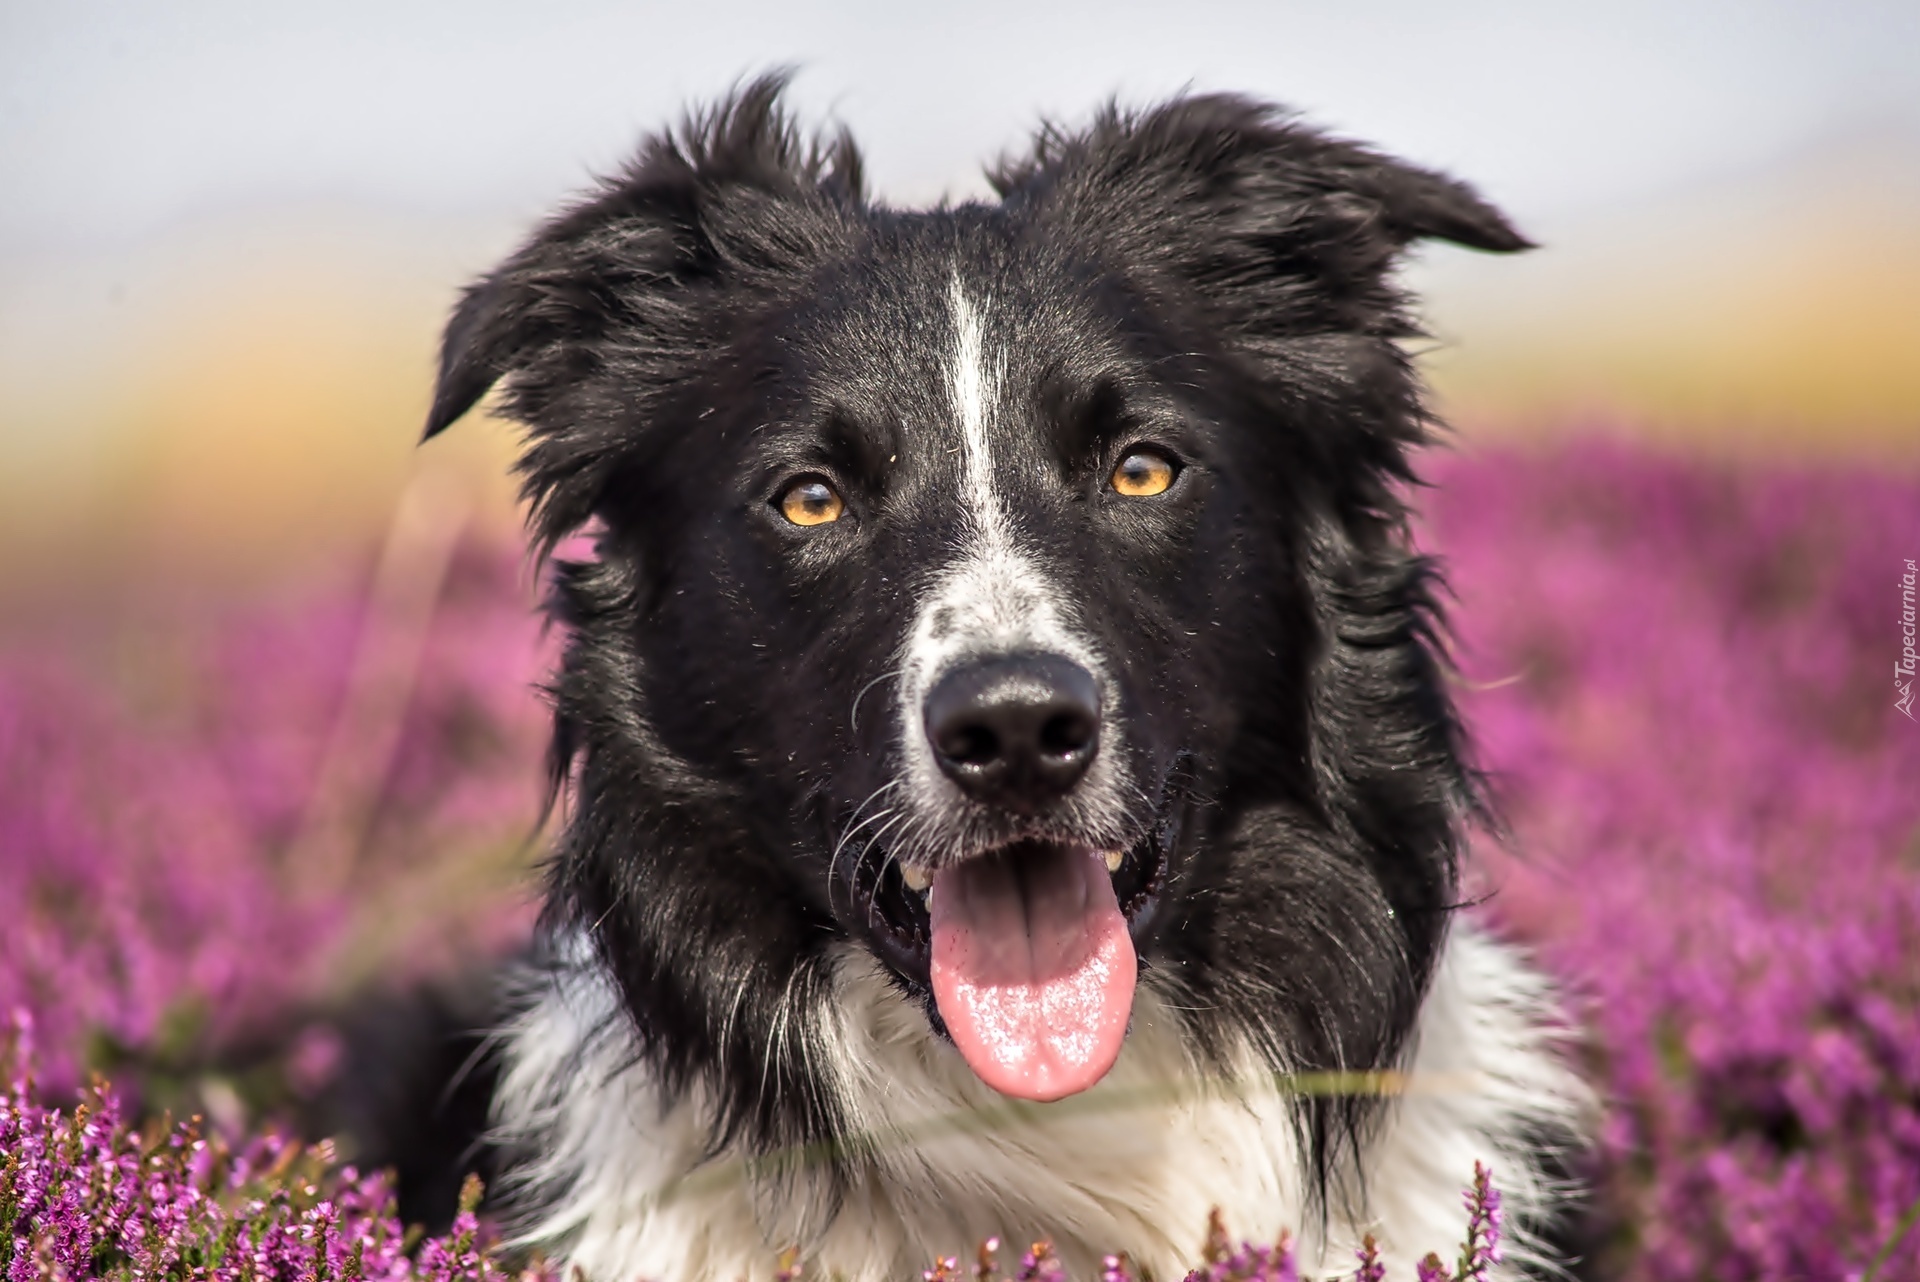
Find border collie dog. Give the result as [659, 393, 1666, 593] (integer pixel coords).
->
[423, 79, 1588, 1281]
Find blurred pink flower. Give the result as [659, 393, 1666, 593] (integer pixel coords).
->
[4, 438, 1918, 1279]
[1422, 439, 1920, 1281]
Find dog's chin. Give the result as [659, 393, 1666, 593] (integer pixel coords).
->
[850, 799, 1181, 1101]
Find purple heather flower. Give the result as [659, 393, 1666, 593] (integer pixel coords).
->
[1454, 1163, 1502, 1282]
[0, 1048, 556, 1282]
[1419, 440, 1920, 1280]
[1014, 1241, 1067, 1282]
[5, 441, 1920, 1279]
[1351, 1235, 1386, 1282]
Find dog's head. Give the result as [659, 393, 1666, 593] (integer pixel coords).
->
[426, 78, 1523, 1139]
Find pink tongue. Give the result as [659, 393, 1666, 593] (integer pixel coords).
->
[928, 847, 1136, 1101]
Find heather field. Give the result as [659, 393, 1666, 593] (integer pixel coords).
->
[3, 439, 1918, 1281]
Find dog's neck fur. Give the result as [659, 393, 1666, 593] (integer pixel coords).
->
[494, 922, 1587, 1282]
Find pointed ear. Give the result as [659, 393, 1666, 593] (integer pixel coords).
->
[992, 94, 1528, 336]
[418, 74, 863, 550]
[420, 146, 703, 443]
[422, 247, 570, 441]
[1314, 139, 1532, 254]
[422, 72, 864, 441]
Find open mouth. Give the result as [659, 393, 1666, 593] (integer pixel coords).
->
[851, 804, 1179, 1101]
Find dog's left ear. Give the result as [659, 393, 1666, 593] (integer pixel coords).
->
[992, 94, 1529, 338]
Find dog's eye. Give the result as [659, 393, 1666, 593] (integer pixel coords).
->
[1110, 449, 1177, 498]
[777, 477, 845, 527]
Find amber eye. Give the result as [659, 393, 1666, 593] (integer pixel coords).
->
[777, 477, 845, 527]
[1110, 449, 1177, 498]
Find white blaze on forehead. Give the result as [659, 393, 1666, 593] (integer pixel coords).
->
[946, 277, 1005, 542]
[910, 277, 1074, 669]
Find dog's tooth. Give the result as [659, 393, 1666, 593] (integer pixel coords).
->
[1103, 849, 1124, 873]
[900, 863, 931, 894]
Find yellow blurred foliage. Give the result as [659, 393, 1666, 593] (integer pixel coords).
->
[1, 135, 1914, 602]
[0, 233, 525, 600]
[1420, 134, 1920, 456]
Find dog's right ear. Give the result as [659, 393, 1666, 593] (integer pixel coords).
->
[422, 75, 863, 542]
[990, 93, 1529, 343]
[419, 145, 706, 443]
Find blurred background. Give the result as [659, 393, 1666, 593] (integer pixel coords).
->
[5, 0, 1917, 600]
[3, 3, 1917, 1278]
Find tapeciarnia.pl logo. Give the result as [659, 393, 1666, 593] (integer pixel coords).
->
[1899, 558, 1917, 721]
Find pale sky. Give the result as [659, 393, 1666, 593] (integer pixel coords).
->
[3, 0, 1917, 258]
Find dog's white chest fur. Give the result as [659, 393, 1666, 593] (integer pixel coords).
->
[495, 923, 1585, 1282]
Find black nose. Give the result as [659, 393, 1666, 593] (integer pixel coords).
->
[924, 654, 1101, 809]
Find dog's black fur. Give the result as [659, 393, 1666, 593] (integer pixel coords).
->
[420, 76, 1564, 1262]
